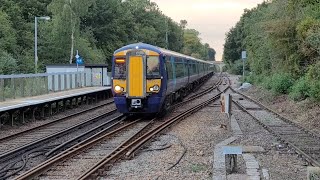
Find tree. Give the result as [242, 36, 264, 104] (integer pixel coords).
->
[48, 0, 94, 64]
[0, 10, 17, 54]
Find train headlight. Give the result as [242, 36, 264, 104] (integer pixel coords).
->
[114, 85, 123, 92]
[153, 85, 160, 91]
[149, 85, 160, 92]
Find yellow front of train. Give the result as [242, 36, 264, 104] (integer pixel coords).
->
[111, 43, 165, 114]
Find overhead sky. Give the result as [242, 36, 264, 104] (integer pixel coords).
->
[151, 0, 264, 61]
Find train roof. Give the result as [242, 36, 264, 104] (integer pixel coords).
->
[114, 43, 213, 64]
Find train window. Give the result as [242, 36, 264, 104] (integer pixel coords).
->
[188, 63, 193, 75]
[193, 64, 197, 75]
[114, 60, 126, 79]
[184, 62, 189, 76]
[175, 63, 185, 78]
[147, 56, 160, 78]
[166, 56, 173, 80]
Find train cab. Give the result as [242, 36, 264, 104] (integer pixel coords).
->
[112, 44, 166, 114]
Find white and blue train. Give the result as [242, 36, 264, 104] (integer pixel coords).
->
[111, 43, 215, 115]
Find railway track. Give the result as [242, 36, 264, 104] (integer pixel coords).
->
[0, 101, 116, 164]
[16, 75, 230, 180]
[231, 88, 320, 167]
[0, 113, 124, 179]
[0, 102, 123, 179]
[181, 73, 225, 104]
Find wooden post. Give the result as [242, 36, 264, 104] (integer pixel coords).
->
[32, 107, 37, 121]
[49, 103, 52, 116]
[80, 96, 83, 105]
[10, 111, 14, 126]
[22, 108, 29, 124]
[41, 105, 45, 119]
[63, 100, 66, 111]
[86, 96, 89, 105]
[21, 109, 25, 124]
[69, 98, 73, 109]
[75, 97, 78, 107]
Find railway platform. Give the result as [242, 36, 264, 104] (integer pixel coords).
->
[0, 86, 112, 126]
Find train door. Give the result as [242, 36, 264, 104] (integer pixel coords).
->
[126, 50, 146, 99]
[186, 59, 190, 84]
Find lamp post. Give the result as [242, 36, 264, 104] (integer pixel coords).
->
[35, 16, 50, 73]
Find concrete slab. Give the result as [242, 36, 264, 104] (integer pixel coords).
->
[227, 174, 248, 180]
[246, 169, 260, 176]
[242, 146, 266, 153]
[246, 162, 259, 169]
[213, 137, 238, 180]
[262, 169, 270, 180]
[231, 115, 243, 136]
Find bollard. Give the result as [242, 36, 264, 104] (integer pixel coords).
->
[220, 94, 232, 117]
[221, 94, 225, 113]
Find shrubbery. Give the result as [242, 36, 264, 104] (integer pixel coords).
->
[244, 71, 320, 102]
[289, 77, 309, 101]
[270, 73, 294, 94]
[227, 60, 249, 75]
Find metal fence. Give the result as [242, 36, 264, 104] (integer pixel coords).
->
[0, 71, 111, 102]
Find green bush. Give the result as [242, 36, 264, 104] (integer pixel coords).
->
[245, 74, 266, 85]
[270, 73, 294, 94]
[227, 59, 249, 75]
[261, 76, 272, 90]
[307, 81, 320, 101]
[289, 77, 309, 101]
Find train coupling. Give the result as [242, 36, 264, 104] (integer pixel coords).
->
[131, 99, 142, 108]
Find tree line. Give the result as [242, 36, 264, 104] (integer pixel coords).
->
[223, 0, 320, 101]
[0, 0, 215, 74]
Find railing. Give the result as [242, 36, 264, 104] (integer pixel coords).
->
[0, 72, 111, 102]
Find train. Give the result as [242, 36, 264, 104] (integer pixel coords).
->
[111, 43, 215, 115]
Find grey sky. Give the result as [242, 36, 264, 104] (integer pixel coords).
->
[151, 0, 264, 61]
